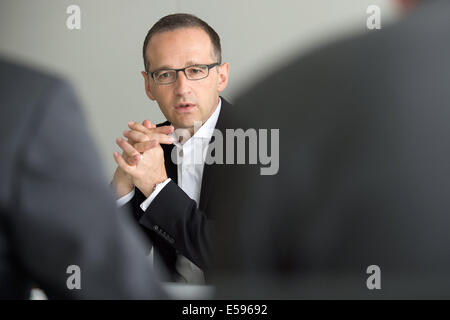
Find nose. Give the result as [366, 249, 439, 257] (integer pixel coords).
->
[173, 70, 192, 95]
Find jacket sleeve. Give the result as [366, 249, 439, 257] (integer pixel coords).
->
[132, 181, 213, 270]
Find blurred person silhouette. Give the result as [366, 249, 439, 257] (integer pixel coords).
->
[0, 59, 165, 299]
[212, 0, 450, 298]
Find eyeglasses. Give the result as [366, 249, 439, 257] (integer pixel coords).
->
[147, 63, 220, 85]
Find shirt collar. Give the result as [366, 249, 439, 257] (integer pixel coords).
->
[169, 98, 222, 145]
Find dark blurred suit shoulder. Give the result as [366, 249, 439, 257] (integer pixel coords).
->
[213, 0, 450, 299]
[0, 60, 163, 299]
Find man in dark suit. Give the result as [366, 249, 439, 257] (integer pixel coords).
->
[0, 59, 164, 299]
[111, 14, 230, 283]
[212, 0, 450, 298]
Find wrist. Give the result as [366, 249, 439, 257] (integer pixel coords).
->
[113, 183, 134, 199]
[140, 176, 168, 198]
[112, 168, 134, 198]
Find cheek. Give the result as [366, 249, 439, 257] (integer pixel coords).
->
[152, 88, 173, 108]
[199, 91, 219, 117]
[199, 79, 219, 99]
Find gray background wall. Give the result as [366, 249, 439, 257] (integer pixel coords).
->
[0, 0, 398, 177]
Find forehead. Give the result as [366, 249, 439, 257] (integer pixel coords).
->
[146, 27, 214, 69]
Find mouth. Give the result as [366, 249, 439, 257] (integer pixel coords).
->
[174, 102, 196, 113]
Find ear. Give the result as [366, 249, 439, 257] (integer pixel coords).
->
[216, 63, 229, 93]
[141, 71, 156, 101]
[396, 0, 419, 11]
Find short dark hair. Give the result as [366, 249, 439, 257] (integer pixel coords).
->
[142, 13, 222, 72]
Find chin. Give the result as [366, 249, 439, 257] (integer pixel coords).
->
[174, 117, 203, 129]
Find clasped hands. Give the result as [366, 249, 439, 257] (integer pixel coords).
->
[112, 119, 174, 198]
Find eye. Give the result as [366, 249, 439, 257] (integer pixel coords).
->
[186, 66, 207, 78]
[159, 72, 171, 78]
[190, 68, 202, 74]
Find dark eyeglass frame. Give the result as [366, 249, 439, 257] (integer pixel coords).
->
[146, 63, 220, 85]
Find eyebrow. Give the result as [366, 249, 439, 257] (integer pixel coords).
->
[150, 61, 204, 72]
[185, 60, 202, 67]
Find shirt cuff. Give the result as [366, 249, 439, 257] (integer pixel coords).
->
[116, 188, 135, 207]
[140, 178, 172, 212]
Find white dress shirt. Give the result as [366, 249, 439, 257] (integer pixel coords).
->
[117, 99, 222, 284]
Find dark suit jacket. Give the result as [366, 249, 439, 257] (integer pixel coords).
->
[128, 97, 232, 281]
[0, 59, 164, 299]
[213, 0, 450, 299]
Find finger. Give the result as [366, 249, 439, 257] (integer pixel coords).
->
[125, 129, 173, 145]
[134, 140, 158, 153]
[113, 152, 133, 174]
[116, 138, 140, 165]
[128, 121, 174, 135]
[125, 153, 140, 166]
[116, 137, 140, 158]
[154, 133, 174, 144]
[143, 132, 173, 144]
[142, 119, 153, 129]
[128, 121, 149, 133]
[156, 125, 174, 135]
[125, 136, 137, 146]
[121, 151, 130, 163]
[123, 129, 150, 142]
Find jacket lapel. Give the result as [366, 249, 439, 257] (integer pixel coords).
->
[199, 97, 232, 212]
[159, 97, 232, 213]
